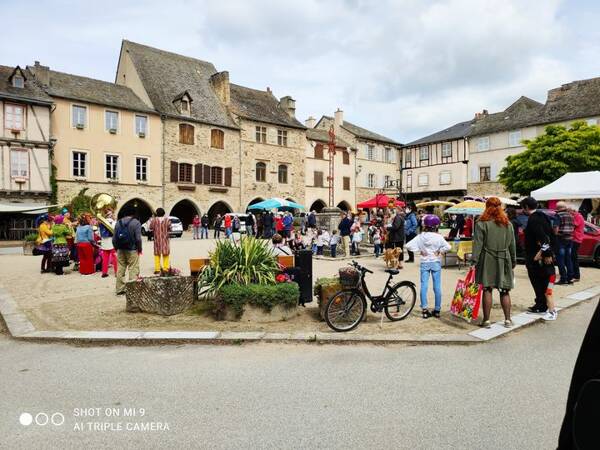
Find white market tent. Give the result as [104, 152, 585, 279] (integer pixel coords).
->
[530, 171, 600, 200]
[0, 203, 57, 214]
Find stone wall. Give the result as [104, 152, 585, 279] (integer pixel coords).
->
[466, 181, 511, 198]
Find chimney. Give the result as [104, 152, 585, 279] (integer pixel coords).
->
[279, 96, 296, 118]
[266, 87, 272, 94]
[305, 116, 316, 128]
[27, 61, 50, 86]
[210, 71, 230, 105]
[334, 108, 344, 132]
[474, 109, 488, 120]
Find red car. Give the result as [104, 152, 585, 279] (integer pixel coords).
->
[516, 212, 600, 267]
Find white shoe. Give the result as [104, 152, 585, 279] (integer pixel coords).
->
[543, 310, 557, 321]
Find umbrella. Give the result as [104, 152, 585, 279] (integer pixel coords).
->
[357, 195, 405, 209]
[445, 200, 486, 215]
[247, 198, 305, 211]
[416, 200, 455, 208]
[484, 196, 519, 206]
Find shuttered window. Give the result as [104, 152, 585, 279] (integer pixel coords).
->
[195, 164, 203, 184]
[179, 123, 195, 145]
[179, 163, 193, 182]
[314, 171, 324, 187]
[342, 151, 349, 165]
[256, 162, 266, 182]
[210, 166, 223, 185]
[278, 165, 288, 184]
[314, 144, 324, 159]
[343, 177, 350, 191]
[211, 129, 224, 149]
[170, 161, 179, 182]
[203, 165, 211, 184]
[224, 167, 232, 186]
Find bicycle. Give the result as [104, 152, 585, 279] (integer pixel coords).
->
[325, 261, 417, 332]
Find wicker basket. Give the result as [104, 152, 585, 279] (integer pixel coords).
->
[338, 267, 360, 288]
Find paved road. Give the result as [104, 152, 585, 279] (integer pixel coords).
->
[1, 300, 595, 450]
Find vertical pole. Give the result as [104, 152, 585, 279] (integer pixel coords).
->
[327, 125, 336, 208]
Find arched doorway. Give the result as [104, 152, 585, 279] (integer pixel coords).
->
[207, 201, 232, 225]
[118, 198, 153, 224]
[309, 199, 326, 213]
[336, 201, 351, 212]
[170, 199, 199, 231]
[246, 197, 264, 212]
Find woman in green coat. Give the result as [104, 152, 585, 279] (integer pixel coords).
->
[471, 197, 516, 328]
[51, 215, 73, 275]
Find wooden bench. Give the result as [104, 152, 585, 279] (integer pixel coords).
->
[189, 255, 295, 276]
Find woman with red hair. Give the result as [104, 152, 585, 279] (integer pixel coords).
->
[471, 197, 517, 328]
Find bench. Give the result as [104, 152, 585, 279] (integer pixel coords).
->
[189, 255, 295, 276]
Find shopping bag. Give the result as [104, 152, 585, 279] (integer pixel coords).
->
[450, 267, 482, 322]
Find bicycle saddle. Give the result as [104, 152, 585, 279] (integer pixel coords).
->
[384, 269, 399, 275]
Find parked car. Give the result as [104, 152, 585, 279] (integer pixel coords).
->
[141, 216, 184, 240]
[219, 213, 249, 234]
[516, 210, 600, 267]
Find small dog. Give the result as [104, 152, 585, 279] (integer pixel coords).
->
[383, 248, 403, 269]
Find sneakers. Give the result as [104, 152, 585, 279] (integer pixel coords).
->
[504, 319, 514, 328]
[543, 310, 558, 321]
[527, 305, 547, 314]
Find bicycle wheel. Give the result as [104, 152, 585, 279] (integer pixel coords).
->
[384, 281, 416, 321]
[325, 290, 366, 332]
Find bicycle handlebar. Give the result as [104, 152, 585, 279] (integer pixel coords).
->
[350, 260, 373, 274]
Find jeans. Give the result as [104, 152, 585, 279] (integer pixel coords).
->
[214, 228, 221, 239]
[192, 226, 200, 239]
[200, 226, 208, 239]
[556, 238, 574, 282]
[225, 227, 232, 238]
[420, 261, 442, 311]
[374, 243, 382, 257]
[571, 241, 581, 280]
[317, 246, 323, 255]
[330, 244, 337, 258]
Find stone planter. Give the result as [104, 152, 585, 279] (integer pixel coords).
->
[316, 281, 342, 321]
[223, 303, 298, 323]
[23, 241, 35, 256]
[125, 276, 195, 316]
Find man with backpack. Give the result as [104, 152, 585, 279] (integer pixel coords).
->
[112, 206, 143, 295]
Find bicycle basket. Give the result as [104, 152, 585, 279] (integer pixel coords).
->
[339, 267, 360, 288]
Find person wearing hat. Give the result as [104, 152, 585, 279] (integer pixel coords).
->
[554, 201, 575, 285]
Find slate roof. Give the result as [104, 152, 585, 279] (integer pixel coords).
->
[0, 65, 52, 105]
[305, 127, 352, 148]
[536, 76, 600, 126]
[468, 96, 543, 137]
[229, 83, 305, 129]
[43, 69, 155, 113]
[121, 40, 238, 129]
[405, 119, 473, 146]
[318, 115, 400, 145]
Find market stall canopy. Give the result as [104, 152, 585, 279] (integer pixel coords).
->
[247, 198, 305, 211]
[445, 200, 486, 215]
[530, 171, 600, 201]
[484, 196, 519, 206]
[416, 200, 455, 208]
[0, 203, 58, 214]
[357, 195, 405, 209]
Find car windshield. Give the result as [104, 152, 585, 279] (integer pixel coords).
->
[170, 218, 181, 223]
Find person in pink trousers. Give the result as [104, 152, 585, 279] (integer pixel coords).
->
[99, 209, 117, 278]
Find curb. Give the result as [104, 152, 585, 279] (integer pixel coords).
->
[1, 286, 599, 346]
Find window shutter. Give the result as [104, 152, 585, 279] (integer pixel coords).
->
[490, 162, 499, 181]
[471, 167, 479, 183]
[170, 161, 179, 182]
[224, 167, 232, 186]
[195, 164, 203, 184]
[203, 165, 211, 185]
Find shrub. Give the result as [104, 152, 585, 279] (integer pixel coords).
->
[313, 276, 340, 296]
[212, 283, 299, 319]
[24, 233, 38, 242]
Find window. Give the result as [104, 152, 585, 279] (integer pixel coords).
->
[181, 99, 190, 114]
[314, 144, 324, 159]
[442, 142, 452, 157]
[72, 151, 87, 178]
[406, 172, 413, 189]
[367, 173, 376, 188]
[256, 162, 266, 182]
[343, 176, 350, 191]
[105, 154, 119, 180]
[12, 76, 24, 88]
[10, 149, 28, 178]
[508, 130, 522, 147]
[314, 171, 324, 187]
[277, 129, 288, 146]
[405, 149, 412, 164]
[278, 164, 288, 184]
[4, 104, 24, 130]
[210, 166, 223, 185]
[367, 145, 375, 161]
[255, 126, 267, 143]
[384, 175, 391, 188]
[72, 105, 87, 128]
[479, 166, 491, 182]
[419, 146, 429, 161]
[418, 173, 429, 186]
[384, 147, 394, 163]
[211, 129, 224, 149]
[179, 163, 193, 183]
[477, 136, 490, 152]
[342, 151, 350, 165]
[105, 110, 119, 133]
[135, 115, 148, 136]
[439, 171, 452, 185]
[179, 123, 195, 145]
[135, 157, 148, 182]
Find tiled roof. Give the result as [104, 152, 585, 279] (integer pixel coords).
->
[306, 127, 352, 148]
[44, 69, 155, 113]
[122, 40, 238, 129]
[229, 84, 305, 129]
[318, 115, 400, 145]
[536, 76, 600, 125]
[468, 96, 543, 136]
[406, 119, 473, 146]
[0, 65, 52, 104]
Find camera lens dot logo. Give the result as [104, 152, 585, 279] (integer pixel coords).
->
[19, 413, 33, 426]
[35, 413, 49, 426]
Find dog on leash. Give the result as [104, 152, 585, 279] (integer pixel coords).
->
[383, 248, 403, 269]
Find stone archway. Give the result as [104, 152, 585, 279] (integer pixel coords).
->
[118, 198, 153, 224]
[336, 201, 351, 212]
[246, 197, 265, 212]
[207, 200, 233, 225]
[170, 199, 200, 230]
[309, 199, 327, 213]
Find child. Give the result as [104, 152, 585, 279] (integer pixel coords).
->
[329, 230, 341, 258]
[351, 227, 363, 255]
[405, 214, 451, 319]
[372, 228, 382, 258]
[316, 229, 329, 255]
[536, 243, 558, 321]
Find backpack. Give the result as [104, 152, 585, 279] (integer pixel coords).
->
[114, 219, 134, 249]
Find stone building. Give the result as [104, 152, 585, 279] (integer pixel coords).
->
[26, 62, 163, 223]
[315, 110, 401, 204]
[304, 116, 355, 212]
[0, 65, 53, 239]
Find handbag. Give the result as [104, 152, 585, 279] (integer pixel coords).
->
[450, 266, 482, 322]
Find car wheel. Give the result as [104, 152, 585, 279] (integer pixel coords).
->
[594, 248, 600, 269]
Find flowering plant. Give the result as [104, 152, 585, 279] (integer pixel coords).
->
[276, 273, 291, 283]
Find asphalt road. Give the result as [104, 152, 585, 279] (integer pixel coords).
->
[1, 300, 596, 450]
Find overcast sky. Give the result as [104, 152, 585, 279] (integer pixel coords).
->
[2, 0, 599, 142]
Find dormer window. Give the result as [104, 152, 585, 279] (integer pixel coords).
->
[12, 76, 24, 88]
[181, 100, 189, 113]
[173, 91, 193, 117]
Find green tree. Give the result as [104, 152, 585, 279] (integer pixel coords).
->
[66, 188, 93, 217]
[498, 121, 600, 195]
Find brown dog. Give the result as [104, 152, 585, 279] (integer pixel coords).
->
[383, 248, 403, 269]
